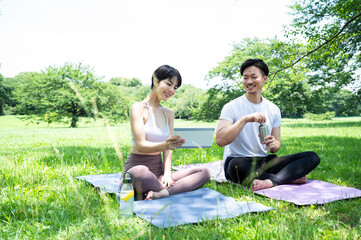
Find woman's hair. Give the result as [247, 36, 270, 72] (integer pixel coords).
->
[151, 65, 182, 89]
[240, 59, 269, 77]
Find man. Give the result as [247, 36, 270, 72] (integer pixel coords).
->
[216, 59, 320, 191]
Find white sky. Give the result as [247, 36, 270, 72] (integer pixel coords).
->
[0, 0, 293, 89]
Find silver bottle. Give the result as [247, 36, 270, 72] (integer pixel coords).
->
[259, 122, 269, 144]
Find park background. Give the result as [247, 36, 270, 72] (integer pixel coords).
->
[1, 0, 361, 239]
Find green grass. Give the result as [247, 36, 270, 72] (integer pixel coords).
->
[0, 115, 360, 239]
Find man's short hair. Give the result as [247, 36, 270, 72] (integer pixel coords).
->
[240, 59, 269, 76]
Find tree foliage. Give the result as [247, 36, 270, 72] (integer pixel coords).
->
[95, 83, 130, 123]
[0, 73, 8, 115]
[14, 63, 102, 127]
[287, 0, 361, 88]
[266, 78, 313, 118]
[12, 72, 44, 115]
[163, 84, 205, 120]
[204, 0, 361, 119]
[326, 89, 361, 116]
[204, 38, 316, 119]
[12, 64, 133, 127]
[109, 77, 142, 87]
[207, 38, 308, 90]
[192, 88, 242, 121]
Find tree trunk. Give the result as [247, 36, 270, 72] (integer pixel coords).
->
[0, 97, 4, 116]
[71, 115, 78, 128]
[70, 102, 79, 127]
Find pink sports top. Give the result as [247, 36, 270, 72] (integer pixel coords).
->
[131, 102, 171, 146]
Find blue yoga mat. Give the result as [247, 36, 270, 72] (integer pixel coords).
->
[75, 174, 273, 228]
[75, 173, 121, 193]
[133, 187, 274, 228]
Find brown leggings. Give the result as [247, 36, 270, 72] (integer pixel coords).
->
[121, 154, 211, 200]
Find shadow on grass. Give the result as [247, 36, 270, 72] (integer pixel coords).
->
[32, 135, 361, 235]
[37, 133, 361, 188]
[2, 183, 141, 239]
[172, 141, 223, 166]
[40, 145, 130, 173]
[280, 135, 361, 188]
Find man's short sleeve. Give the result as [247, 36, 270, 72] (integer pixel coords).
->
[272, 106, 282, 128]
[219, 102, 234, 123]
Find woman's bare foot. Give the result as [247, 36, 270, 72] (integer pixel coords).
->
[144, 189, 169, 200]
[289, 176, 307, 184]
[252, 179, 273, 191]
[144, 191, 154, 200]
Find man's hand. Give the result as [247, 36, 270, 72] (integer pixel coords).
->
[246, 112, 267, 123]
[263, 135, 281, 153]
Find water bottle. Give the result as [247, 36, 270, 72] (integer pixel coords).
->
[119, 172, 134, 217]
[259, 122, 269, 144]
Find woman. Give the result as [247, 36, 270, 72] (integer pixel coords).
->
[121, 65, 210, 200]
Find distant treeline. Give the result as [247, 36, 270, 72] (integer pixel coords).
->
[0, 60, 360, 128]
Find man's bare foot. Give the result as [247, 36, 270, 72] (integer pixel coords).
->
[289, 176, 307, 184]
[144, 189, 169, 200]
[252, 179, 273, 191]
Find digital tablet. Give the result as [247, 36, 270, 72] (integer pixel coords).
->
[174, 127, 215, 148]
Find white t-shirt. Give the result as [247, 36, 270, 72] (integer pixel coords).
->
[220, 95, 281, 161]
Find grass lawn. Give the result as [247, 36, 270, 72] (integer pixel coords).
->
[0, 115, 360, 239]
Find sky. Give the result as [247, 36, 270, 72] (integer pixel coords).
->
[0, 0, 293, 89]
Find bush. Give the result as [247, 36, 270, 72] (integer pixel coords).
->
[44, 112, 60, 125]
[303, 111, 335, 120]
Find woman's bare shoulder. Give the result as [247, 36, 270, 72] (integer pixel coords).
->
[131, 101, 147, 111]
[163, 106, 174, 116]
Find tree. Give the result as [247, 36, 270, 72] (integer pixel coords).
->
[286, 0, 361, 89]
[266, 78, 313, 118]
[11, 72, 44, 115]
[131, 84, 149, 102]
[0, 73, 8, 115]
[207, 38, 308, 90]
[193, 88, 242, 121]
[14, 63, 102, 127]
[163, 85, 205, 119]
[327, 89, 361, 116]
[109, 77, 142, 87]
[95, 83, 130, 123]
[205, 38, 314, 118]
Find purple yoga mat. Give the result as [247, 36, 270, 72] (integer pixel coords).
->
[173, 161, 361, 205]
[254, 180, 361, 205]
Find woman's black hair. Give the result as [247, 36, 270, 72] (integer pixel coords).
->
[240, 59, 269, 76]
[151, 65, 182, 89]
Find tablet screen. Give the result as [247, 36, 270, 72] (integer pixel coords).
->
[174, 128, 215, 148]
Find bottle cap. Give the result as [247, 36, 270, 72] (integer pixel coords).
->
[123, 172, 133, 183]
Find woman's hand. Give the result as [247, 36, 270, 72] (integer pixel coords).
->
[165, 135, 185, 150]
[161, 173, 175, 188]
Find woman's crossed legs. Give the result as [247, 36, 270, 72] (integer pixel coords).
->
[129, 165, 211, 200]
